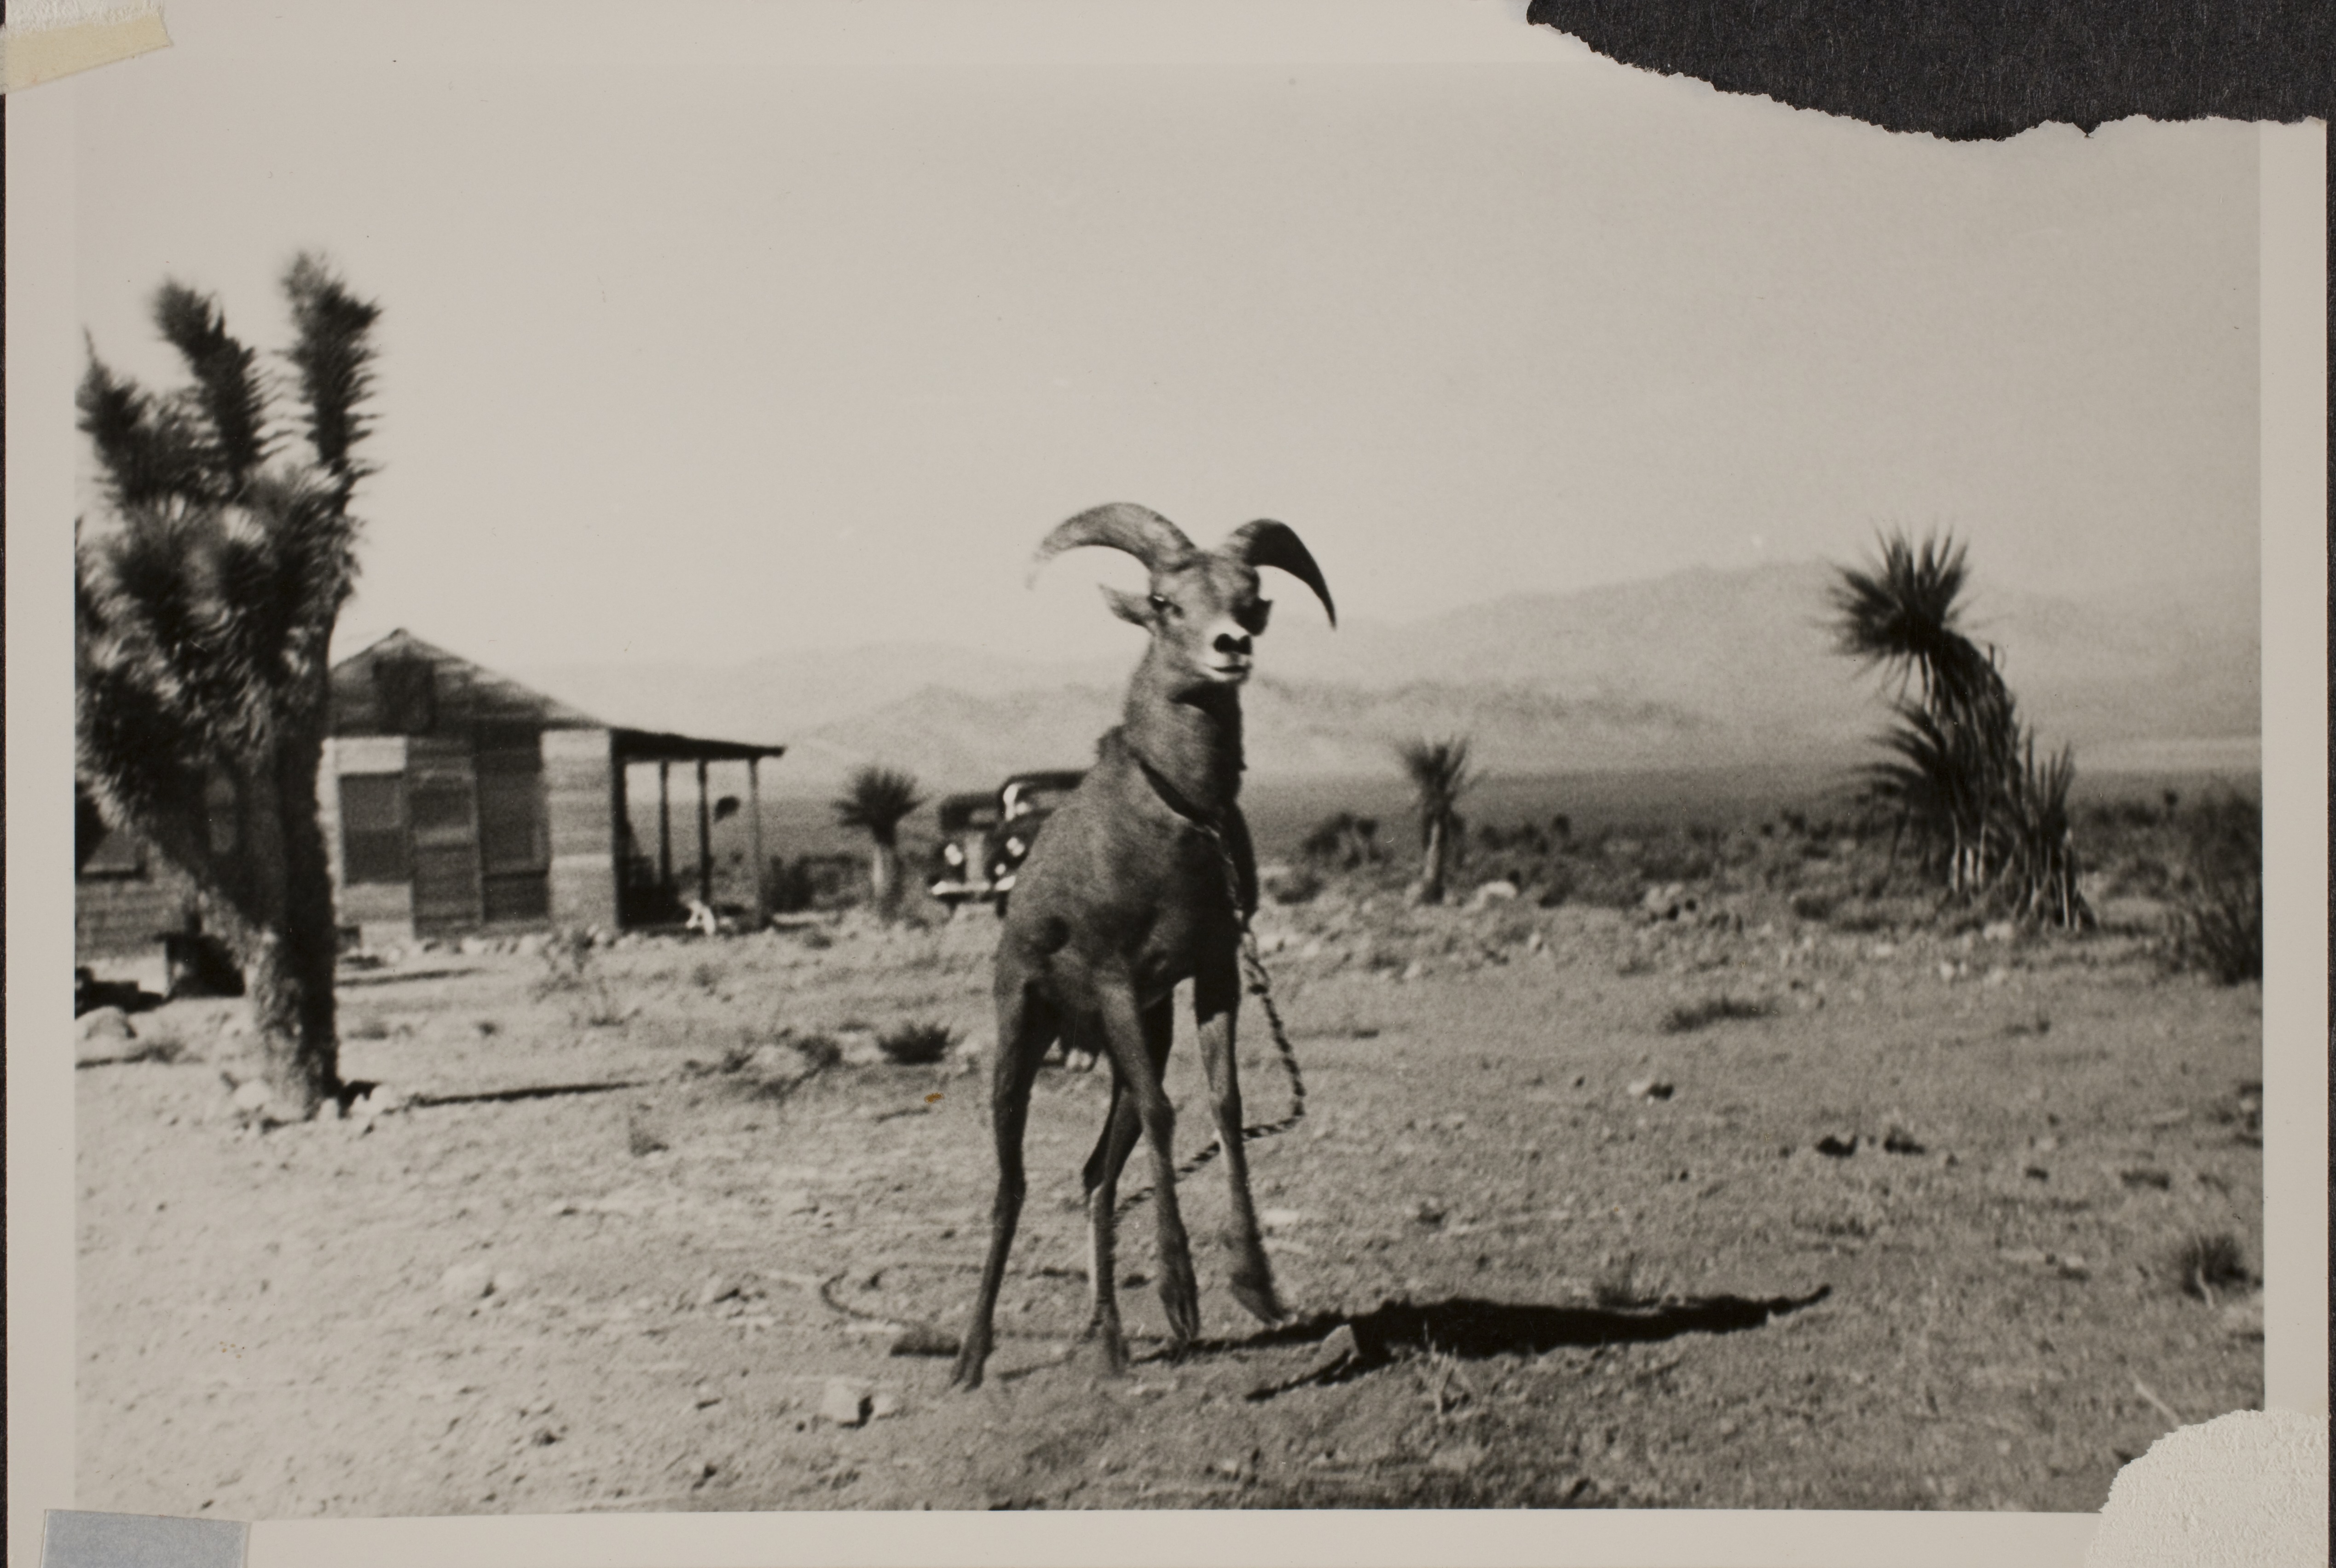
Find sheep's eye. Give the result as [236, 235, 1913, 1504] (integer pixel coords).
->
[1148, 594, 1178, 618]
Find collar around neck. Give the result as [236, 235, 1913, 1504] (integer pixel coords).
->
[1131, 747, 1223, 831]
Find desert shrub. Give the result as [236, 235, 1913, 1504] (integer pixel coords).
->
[788, 1030, 844, 1070]
[2094, 845, 2176, 900]
[1486, 910, 1542, 947]
[1477, 820, 1564, 860]
[2168, 1232, 2250, 1302]
[1824, 901, 1897, 934]
[1584, 865, 1652, 910]
[1268, 865, 1326, 904]
[1300, 811, 1384, 870]
[688, 961, 725, 994]
[876, 1020, 955, 1065]
[765, 853, 861, 915]
[2165, 795, 2261, 984]
[1660, 994, 1776, 1033]
[534, 928, 629, 1026]
[1787, 890, 1835, 922]
[1635, 836, 1712, 884]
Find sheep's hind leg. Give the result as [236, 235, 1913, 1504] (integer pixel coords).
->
[1197, 948, 1284, 1325]
[1097, 983, 1200, 1349]
[1079, 1055, 1142, 1373]
[951, 980, 1054, 1391]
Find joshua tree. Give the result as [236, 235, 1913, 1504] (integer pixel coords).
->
[832, 766, 925, 917]
[1398, 736, 1474, 905]
[1829, 530, 2087, 926]
[75, 255, 382, 1119]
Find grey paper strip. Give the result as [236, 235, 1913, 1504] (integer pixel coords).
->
[42, 1512, 246, 1568]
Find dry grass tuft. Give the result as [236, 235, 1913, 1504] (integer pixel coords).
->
[1660, 994, 1776, 1033]
[875, 1020, 954, 1066]
[1589, 1250, 1655, 1309]
[2168, 1231, 2249, 1303]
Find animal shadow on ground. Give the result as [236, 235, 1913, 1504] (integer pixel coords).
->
[399, 1078, 651, 1110]
[1239, 1286, 1831, 1402]
[336, 967, 475, 989]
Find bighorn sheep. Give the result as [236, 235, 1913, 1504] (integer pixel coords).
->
[951, 503, 1335, 1390]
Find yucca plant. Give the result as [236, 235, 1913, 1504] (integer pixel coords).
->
[1397, 736, 1474, 905]
[1827, 531, 2000, 714]
[75, 255, 382, 1119]
[1831, 530, 2087, 927]
[2003, 737, 2090, 929]
[831, 765, 925, 918]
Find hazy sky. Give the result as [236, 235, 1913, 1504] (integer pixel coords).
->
[73, 2, 2260, 670]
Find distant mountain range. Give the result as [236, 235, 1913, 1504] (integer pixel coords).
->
[518, 560, 2259, 793]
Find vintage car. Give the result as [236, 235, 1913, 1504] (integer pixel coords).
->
[926, 769, 1086, 911]
[926, 791, 1004, 908]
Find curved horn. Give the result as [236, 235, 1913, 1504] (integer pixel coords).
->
[1029, 503, 1196, 585]
[1222, 519, 1336, 626]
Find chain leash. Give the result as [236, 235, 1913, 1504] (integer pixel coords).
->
[1117, 823, 1306, 1213]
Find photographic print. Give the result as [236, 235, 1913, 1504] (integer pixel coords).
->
[19, 0, 2319, 1551]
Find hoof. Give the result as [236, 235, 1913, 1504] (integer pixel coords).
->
[1094, 1330, 1131, 1376]
[1159, 1268, 1203, 1345]
[1231, 1274, 1286, 1326]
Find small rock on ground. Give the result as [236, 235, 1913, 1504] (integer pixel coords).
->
[820, 1378, 872, 1427]
[439, 1262, 496, 1302]
[1428, 1441, 1485, 1474]
[78, 1007, 138, 1042]
[1307, 1323, 1362, 1377]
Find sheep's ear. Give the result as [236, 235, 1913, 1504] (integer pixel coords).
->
[1102, 585, 1155, 627]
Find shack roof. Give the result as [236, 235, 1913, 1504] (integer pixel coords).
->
[332, 630, 784, 763]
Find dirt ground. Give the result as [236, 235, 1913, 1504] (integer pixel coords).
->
[76, 890, 2263, 1516]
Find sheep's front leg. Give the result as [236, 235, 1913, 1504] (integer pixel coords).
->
[1096, 980, 1200, 1348]
[1196, 945, 1284, 1325]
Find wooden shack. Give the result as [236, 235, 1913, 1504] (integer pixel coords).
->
[75, 629, 785, 957]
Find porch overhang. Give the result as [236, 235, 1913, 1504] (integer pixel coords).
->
[609, 728, 786, 765]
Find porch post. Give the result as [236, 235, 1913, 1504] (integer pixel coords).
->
[747, 756, 768, 928]
[695, 757, 713, 909]
[656, 761, 673, 889]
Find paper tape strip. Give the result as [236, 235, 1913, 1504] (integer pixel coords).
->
[0, 5, 170, 92]
[42, 1511, 245, 1568]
